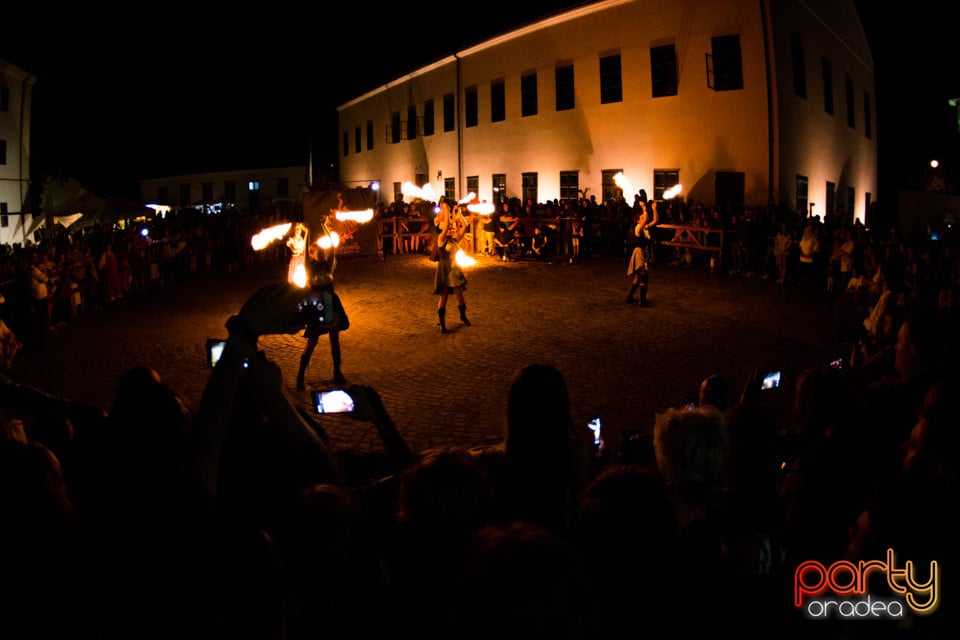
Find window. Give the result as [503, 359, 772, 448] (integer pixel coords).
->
[407, 105, 418, 140]
[467, 176, 479, 198]
[355, 125, 362, 153]
[865, 192, 871, 223]
[444, 178, 455, 201]
[0, 87, 8, 112]
[822, 57, 833, 115]
[443, 93, 455, 132]
[845, 74, 855, 128]
[0, 202, 7, 228]
[522, 173, 538, 205]
[465, 86, 478, 128]
[0, 139, 5, 165]
[650, 44, 677, 97]
[790, 31, 806, 98]
[653, 169, 680, 201]
[393, 182, 402, 203]
[864, 90, 872, 139]
[223, 181, 236, 203]
[423, 100, 435, 136]
[247, 180, 260, 191]
[158, 186, 169, 203]
[491, 79, 506, 123]
[366, 120, 374, 150]
[796, 175, 808, 216]
[709, 35, 743, 91]
[180, 184, 191, 206]
[521, 73, 538, 117]
[600, 53, 623, 104]
[560, 171, 579, 203]
[846, 186, 855, 220]
[391, 112, 402, 143]
[343, 130, 349, 156]
[277, 177, 289, 198]
[825, 181, 836, 216]
[202, 182, 214, 202]
[492, 173, 506, 203]
[601, 169, 623, 203]
[415, 173, 428, 188]
[556, 64, 574, 111]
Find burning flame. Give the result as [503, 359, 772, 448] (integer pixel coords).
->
[663, 184, 683, 200]
[467, 202, 496, 215]
[317, 232, 340, 250]
[613, 172, 634, 197]
[458, 192, 477, 205]
[288, 254, 307, 288]
[335, 209, 374, 223]
[401, 181, 438, 202]
[251, 223, 292, 250]
[455, 249, 476, 267]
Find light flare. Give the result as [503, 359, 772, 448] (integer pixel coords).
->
[613, 172, 634, 197]
[455, 249, 476, 267]
[663, 184, 683, 199]
[467, 202, 496, 215]
[458, 192, 477, 205]
[251, 222, 292, 250]
[335, 209, 374, 223]
[317, 232, 340, 250]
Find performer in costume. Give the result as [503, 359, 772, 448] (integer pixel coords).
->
[294, 218, 350, 389]
[433, 201, 471, 333]
[626, 200, 658, 306]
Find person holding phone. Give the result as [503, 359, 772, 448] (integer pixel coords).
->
[433, 201, 471, 333]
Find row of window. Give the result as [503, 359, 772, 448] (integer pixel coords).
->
[789, 31, 872, 138]
[344, 35, 745, 156]
[154, 177, 285, 206]
[795, 175, 870, 218]
[387, 169, 682, 206]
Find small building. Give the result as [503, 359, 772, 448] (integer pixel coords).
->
[0, 58, 37, 247]
[336, 0, 876, 223]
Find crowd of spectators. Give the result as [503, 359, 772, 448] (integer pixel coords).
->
[2, 195, 959, 638]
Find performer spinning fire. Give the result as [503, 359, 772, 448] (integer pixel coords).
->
[291, 219, 350, 389]
[433, 199, 471, 333]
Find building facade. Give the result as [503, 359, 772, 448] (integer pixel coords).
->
[140, 165, 310, 216]
[0, 58, 37, 246]
[337, 0, 876, 223]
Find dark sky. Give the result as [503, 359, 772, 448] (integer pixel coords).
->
[2, 1, 957, 202]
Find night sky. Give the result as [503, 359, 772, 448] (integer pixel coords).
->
[1, 1, 957, 204]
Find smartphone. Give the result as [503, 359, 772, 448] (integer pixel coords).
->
[761, 370, 782, 390]
[206, 338, 248, 368]
[587, 417, 602, 447]
[312, 389, 355, 414]
[206, 338, 226, 368]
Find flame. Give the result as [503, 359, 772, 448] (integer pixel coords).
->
[401, 181, 439, 202]
[613, 172, 634, 197]
[467, 202, 496, 215]
[317, 232, 340, 249]
[288, 253, 307, 288]
[335, 209, 374, 223]
[458, 192, 477, 205]
[455, 249, 476, 267]
[663, 184, 683, 199]
[251, 222, 292, 250]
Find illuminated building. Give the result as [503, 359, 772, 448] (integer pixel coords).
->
[0, 58, 37, 246]
[337, 0, 876, 223]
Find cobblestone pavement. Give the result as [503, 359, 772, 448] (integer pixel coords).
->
[8, 252, 848, 456]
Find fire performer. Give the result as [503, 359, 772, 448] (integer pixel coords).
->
[293, 218, 350, 389]
[433, 200, 471, 333]
[626, 199, 658, 305]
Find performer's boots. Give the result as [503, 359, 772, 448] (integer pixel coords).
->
[438, 307, 448, 333]
[639, 275, 650, 306]
[296, 354, 310, 391]
[332, 348, 345, 385]
[626, 284, 639, 304]
[458, 303, 471, 326]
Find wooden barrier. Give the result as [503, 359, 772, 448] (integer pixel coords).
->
[655, 224, 724, 270]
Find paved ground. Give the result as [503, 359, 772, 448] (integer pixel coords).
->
[7, 251, 848, 457]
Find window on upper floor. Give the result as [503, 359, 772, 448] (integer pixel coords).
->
[0, 87, 8, 112]
[790, 31, 806, 99]
[521, 72, 538, 117]
[355, 126, 362, 153]
[443, 93, 455, 131]
[343, 130, 349, 156]
[491, 80, 505, 123]
[845, 74, 855, 128]
[600, 53, 622, 104]
[822, 57, 834, 115]
[367, 120, 374, 150]
[391, 111, 402, 143]
[407, 105, 418, 140]
[708, 34, 743, 91]
[556, 64, 574, 111]
[650, 44, 678, 97]
[465, 86, 478, 127]
[423, 99, 435, 136]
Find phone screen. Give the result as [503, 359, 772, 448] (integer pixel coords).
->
[761, 371, 782, 390]
[588, 417, 601, 446]
[313, 389, 355, 414]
